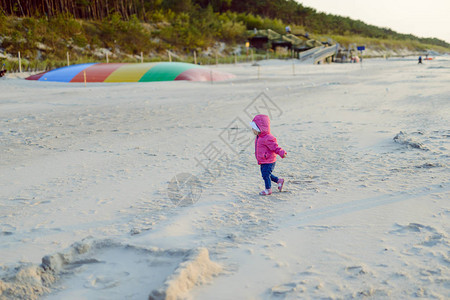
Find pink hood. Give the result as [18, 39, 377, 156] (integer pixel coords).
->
[252, 114, 271, 136]
[252, 114, 286, 165]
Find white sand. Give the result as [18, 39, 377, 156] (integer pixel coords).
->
[1, 57, 449, 299]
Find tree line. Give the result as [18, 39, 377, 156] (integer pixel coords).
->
[1, 0, 449, 48]
[1, 0, 147, 20]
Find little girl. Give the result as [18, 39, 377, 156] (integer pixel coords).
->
[250, 114, 287, 195]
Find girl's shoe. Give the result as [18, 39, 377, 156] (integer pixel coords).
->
[277, 178, 284, 192]
[259, 189, 272, 195]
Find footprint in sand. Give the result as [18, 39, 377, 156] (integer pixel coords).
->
[345, 265, 370, 277]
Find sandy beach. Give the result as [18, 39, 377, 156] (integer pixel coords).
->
[1, 57, 449, 299]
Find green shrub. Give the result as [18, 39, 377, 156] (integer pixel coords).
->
[238, 13, 264, 30]
[218, 18, 246, 43]
[236, 13, 285, 34]
[99, 13, 153, 54]
[146, 9, 167, 23]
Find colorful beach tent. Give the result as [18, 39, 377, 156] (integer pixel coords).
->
[26, 62, 235, 82]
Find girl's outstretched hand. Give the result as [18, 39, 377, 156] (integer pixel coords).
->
[282, 153, 287, 158]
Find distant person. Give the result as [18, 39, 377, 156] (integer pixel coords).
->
[250, 114, 287, 196]
[0, 68, 6, 77]
[285, 26, 291, 34]
[254, 28, 257, 34]
[418, 56, 422, 64]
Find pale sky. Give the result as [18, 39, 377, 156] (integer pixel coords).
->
[297, 0, 450, 44]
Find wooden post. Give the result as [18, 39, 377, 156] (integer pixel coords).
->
[168, 51, 172, 62]
[194, 51, 197, 64]
[106, 53, 109, 63]
[234, 52, 237, 64]
[67, 52, 70, 66]
[215, 52, 218, 66]
[83, 70, 87, 87]
[18, 52, 22, 73]
[140, 52, 143, 63]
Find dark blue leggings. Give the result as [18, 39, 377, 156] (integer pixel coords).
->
[260, 162, 279, 189]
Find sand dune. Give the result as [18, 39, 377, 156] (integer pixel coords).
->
[1, 57, 449, 299]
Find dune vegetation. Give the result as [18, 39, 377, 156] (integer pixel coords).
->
[1, 0, 449, 71]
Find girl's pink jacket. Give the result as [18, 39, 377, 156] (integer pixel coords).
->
[253, 114, 287, 165]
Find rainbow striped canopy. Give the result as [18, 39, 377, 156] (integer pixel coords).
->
[26, 62, 235, 82]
